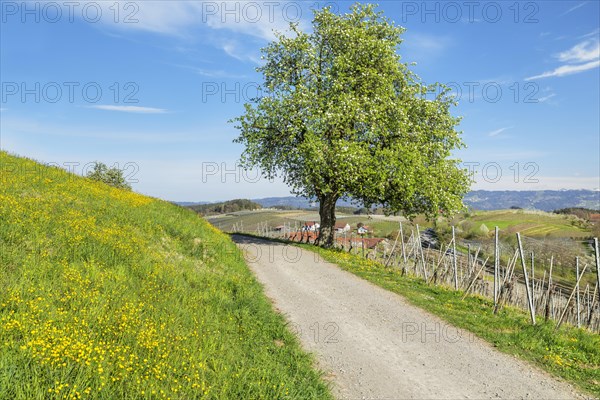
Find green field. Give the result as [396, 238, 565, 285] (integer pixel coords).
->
[468, 210, 591, 238]
[0, 152, 331, 399]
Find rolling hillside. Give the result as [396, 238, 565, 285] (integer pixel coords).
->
[0, 152, 331, 399]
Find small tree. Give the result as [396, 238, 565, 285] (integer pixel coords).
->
[86, 162, 132, 190]
[233, 4, 470, 247]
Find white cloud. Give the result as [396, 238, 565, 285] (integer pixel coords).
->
[557, 40, 600, 63]
[115, 2, 203, 37]
[202, 5, 299, 42]
[525, 39, 600, 80]
[81, 1, 304, 41]
[406, 33, 451, 52]
[579, 28, 600, 39]
[402, 33, 453, 63]
[171, 64, 247, 79]
[525, 60, 600, 80]
[219, 39, 262, 63]
[537, 93, 556, 103]
[56, 1, 306, 64]
[560, 2, 587, 16]
[89, 105, 168, 114]
[27, 1, 202, 37]
[487, 127, 512, 137]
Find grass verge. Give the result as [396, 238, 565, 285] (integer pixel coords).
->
[0, 152, 332, 399]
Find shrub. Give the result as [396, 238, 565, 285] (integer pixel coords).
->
[86, 162, 132, 190]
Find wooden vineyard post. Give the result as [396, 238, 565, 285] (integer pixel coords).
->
[531, 252, 535, 285]
[385, 224, 402, 267]
[461, 257, 490, 300]
[416, 225, 428, 281]
[400, 222, 407, 264]
[584, 284, 591, 328]
[530, 252, 535, 309]
[452, 226, 458, 290]
[595, 238, 600, 330]
[494, 226, 499, 311]
[361, 235, 365, 258]
[556, 263, 589, 330]
[517, 233, 536, 325]
[467, 244, 471, 275]
[545, 256, 553, 322]
[576, 257, 581, 328]
[588, 283, 598, 329]
[410, 230, 419, 275]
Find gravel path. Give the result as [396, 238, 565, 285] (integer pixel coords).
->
[232, 235, 585, 400]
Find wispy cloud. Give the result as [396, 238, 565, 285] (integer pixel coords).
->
[525, 39, 600, 80]
[221, 40, 262, 63]
[526, 60, 600, 80]
[64, 1, 304, 62]
[89, 105, 168, 114]
[202, 8, 299, 42]
[402, 33, 453, 63]
[406, 33, 452, 52]
[93, 1, 303, 41]
[560, 2, 587, 16]
[537, 93, 556, 103]
[172, 64, 247, 79]
[579, 28, 600, 39]
[557, 40, 600, 63]
[487, 127, 512, 137]
[93, 2, 204, 37]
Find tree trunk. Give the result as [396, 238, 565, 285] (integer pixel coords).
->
[317, 194, 338, 248]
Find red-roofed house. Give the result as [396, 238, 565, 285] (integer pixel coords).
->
[301, 222, 320, 232]
[335, 222, 351, 233]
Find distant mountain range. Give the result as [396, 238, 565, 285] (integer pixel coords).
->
[176, 201, 211, 207]
[463, 190, 599, 211]
[177, 190, 600, 212]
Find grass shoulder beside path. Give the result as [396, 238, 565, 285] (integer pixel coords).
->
[303, 243, 600, 398]
[233, 233, 600, 398]
[0, 152, 332, 400]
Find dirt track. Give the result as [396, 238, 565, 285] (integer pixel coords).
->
[232, 235, 584, 400]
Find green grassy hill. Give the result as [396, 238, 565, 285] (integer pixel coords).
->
[468, 209, 591, 238]
[0, 152, 331, 399]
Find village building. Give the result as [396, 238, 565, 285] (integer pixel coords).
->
[335, 222, 351, 233]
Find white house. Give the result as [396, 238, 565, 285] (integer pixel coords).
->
[301, 222, 320, 232]
[335, 222, 351, 233]
[357, 225, 370, 235]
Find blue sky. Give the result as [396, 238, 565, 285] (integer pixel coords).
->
[1, 0, 599, 201]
